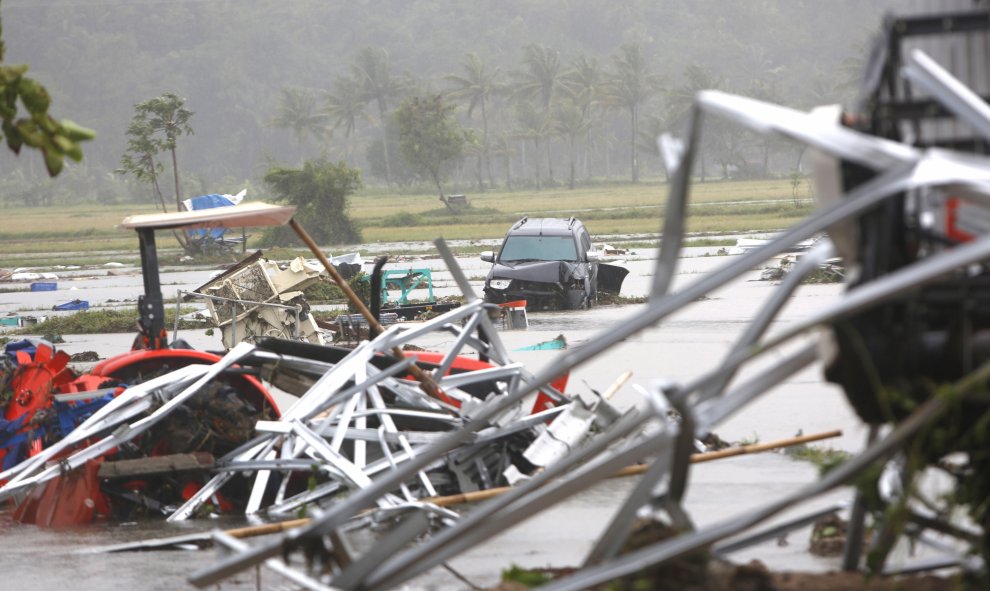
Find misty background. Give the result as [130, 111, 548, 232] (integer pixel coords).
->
[1, 0, 900, 207]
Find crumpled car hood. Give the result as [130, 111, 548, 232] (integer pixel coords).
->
[491, 260, 585, 283]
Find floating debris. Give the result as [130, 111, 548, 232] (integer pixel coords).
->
[69, 351, 99, 362]
[52, 299, 89, 311]
[515, 334, 567, 351]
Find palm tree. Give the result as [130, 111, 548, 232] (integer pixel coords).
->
[514, 101, 549, 190]
[516, 43, 560, 111]
[445, 52, 502, 191]
[666, 64, 722, 126]
[272, 87, 330, 163]
[515, 44, 561, 185]
[491, 133, 515, 190]
[605, 43, 663, 183]
[667, 65, 724, 182]
[351, 47, 407, 186]
[323, 74, 370, 161]
[561, 54, 605, 179]
[635, 113, 670, 182]
[561, 54, 603, 116]
[552, 99, 590, 189]
[745, 78, 784, 177]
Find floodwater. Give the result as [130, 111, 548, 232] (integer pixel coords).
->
[0, 247, 909, 590]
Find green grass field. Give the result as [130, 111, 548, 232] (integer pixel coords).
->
[1, 178, 813, 267]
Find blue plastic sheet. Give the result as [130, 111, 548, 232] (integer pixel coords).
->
[187, 194, 236, 241]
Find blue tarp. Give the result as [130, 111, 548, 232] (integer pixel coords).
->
[52, 299, 89, 311]
[54, 394, 115, 440]
[0, 415, 30, 470]
[3, 339, 36, 365]
[187, 194, 236, 241]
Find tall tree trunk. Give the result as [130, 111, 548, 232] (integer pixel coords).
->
[145, 153, 168, 213]
[533, 137, 542, 190]
[171, 147, 183, 211]
[762, 138, 771, 178]
[504, 151, 512, 190]
[377, 98, 392, 186]
[519, 140, 526, 187]
[545, 135, 554, 185]
[481, 100, 495, 189]
[168, 148, 190, 250]
[583, 128, 592, 180]
[568, 133, 576, 190]
[605, 141, 611, 178]
[630, 105, 639, 183]
[476, 155, 484, 192]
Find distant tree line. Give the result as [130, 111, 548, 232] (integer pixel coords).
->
[270, 39, 865, 196]
[0, 0, 890, 206]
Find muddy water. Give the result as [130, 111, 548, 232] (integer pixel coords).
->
[0, 250, 902, 590]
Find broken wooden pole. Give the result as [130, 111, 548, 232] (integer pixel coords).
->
[99, 429, 845, 552]
[426, 428, 844, 507]
[288, 218, 442, 399]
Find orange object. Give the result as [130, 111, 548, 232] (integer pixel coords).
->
[13, 459, 110, 527]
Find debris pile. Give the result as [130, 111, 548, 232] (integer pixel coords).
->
[175, 20, 990, 590]
[191, 252, 325, 348]
[8, 10, 990, 589]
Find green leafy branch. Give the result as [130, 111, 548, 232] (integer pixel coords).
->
[0, 4, 94, 176]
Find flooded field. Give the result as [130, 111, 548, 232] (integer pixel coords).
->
[0, 246, 889, 590]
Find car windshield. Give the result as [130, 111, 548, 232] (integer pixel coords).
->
[499, 235, 578, 262]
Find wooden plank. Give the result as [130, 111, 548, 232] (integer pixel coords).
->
[98, 452, 215, 478]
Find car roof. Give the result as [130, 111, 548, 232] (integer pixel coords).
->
[507, 217, 585, 237]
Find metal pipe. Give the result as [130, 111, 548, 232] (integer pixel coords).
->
[535, 359, 990, 591]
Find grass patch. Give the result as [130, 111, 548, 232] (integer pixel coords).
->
[378, 206, 504, 228]
[685, 237, 737, 247]
[16, 307, 205, 335]
[0, 179, 808, 266]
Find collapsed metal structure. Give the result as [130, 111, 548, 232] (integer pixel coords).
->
[174, 5, 990, 590]
[2, 3, 988, 589]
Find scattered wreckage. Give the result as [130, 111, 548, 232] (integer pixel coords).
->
[172, 8, 990, 591]
[0, 202, 575, 529]
[182, 250, 326, 349]
[5, 5, 990, 590]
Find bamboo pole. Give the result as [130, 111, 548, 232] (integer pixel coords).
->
[226, 517, 311, 538]
[426, 429, 843, 507]
[289, 219, 442, 399]
[217, 428, 844, 541]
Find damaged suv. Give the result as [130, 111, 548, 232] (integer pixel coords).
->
[481, 217, 627, 310]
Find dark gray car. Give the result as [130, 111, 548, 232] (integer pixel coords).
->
[481, 217, 627, 310]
